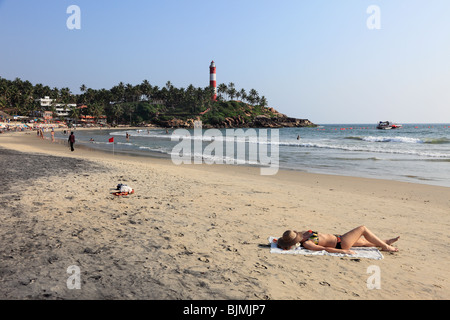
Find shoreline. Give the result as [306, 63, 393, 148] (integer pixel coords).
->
[44, 126, 450, 188]
[0, 132, 449, 299]
[3, 130, 450, 193]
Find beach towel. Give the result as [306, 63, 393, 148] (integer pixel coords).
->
[111, 190, 134, 196]
[268, 237, 383, 260]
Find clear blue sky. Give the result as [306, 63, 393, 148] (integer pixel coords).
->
[1, 0, 449, 124]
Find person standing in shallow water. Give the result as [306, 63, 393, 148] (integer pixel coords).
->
[68, 132, 75, 152]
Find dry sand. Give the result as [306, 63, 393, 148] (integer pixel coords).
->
[0, 132, 449, 300]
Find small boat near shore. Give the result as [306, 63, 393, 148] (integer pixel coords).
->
[377, 121, 403, 130]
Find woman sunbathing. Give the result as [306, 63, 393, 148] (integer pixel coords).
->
[276, 225, 399, 254]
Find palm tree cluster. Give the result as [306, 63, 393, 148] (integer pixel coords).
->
[0, 76, 268, 125]
[0, 77, 73, 115]
[217, 82, 268, 108]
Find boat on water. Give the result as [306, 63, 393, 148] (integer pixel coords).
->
[376, 121, 403, 130]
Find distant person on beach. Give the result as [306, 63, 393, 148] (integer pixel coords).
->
[51, 128, 55, 142]
[68, 132, 75, 152]
[297, 135, 300, 140]
[126, 132, 130, 141]
[276, 226, 399, 254]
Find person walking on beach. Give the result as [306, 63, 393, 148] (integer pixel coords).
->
[276, 225, 399, 254]
[68, 132, 75, 152]
[51, 128, 55, 142]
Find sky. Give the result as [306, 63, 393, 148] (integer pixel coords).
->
[1, 0, 449, 124]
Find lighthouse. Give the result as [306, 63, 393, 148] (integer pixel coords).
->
[209, 60, 217, 101]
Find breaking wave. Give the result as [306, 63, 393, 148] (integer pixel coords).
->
[345, 136, 450, 144]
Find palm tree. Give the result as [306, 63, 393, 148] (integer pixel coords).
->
[259, 96, 268, 108]
[227, 82, 236, 101]
[217, 83, 228, 100]
[41, 85, 52, 98]
[110, 103, 123, 125]
[165, 81, 174, 91]
[133, 84, 143, 102]
[235, 90, 241, 101]
[79, 84, 87, 104]
[239, 89, 247, 104]
[202, 86, 215, 111]
[248, 89, 259, 106]
[110, 82, 125, 103]
[98, 88, 111, 107]
[33, 83, 44, 100]
[51, 87, 60, 100]
[88, 103, 104, 124]
[125, 83, 134, 102]
[123, 103, 135, 125]
[140, 80, 152, 101]
[69, 106, 80, 126]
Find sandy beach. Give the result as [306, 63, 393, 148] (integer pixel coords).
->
[0, 131, 449, 300]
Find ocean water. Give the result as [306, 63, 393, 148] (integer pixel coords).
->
[58, 123, 450, 187]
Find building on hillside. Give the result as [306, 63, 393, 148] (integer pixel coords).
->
[36, 96, 76, 111]
[54, 107, 71, 118]
[36, 96, 54, 107]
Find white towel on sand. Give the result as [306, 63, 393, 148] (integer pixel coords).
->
[268, 237, 383, 260]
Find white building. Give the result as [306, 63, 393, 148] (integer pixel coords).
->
[36, 96, 76, 118]
[36, 96, 54, 107]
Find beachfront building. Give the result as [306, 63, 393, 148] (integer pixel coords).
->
[30, 110, 53, 121]
[36, 96, 54, 107]
[36, 96, 76, 112]
[35, 96, 76, 121]
[34, 97, 106, 125]
[55, 107, 72, 118]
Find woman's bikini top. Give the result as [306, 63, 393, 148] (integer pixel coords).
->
[302, 230, 319, 246]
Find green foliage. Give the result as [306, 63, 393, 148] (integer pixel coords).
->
[199, 100, 278, 127]
[0, 76, 272, 126]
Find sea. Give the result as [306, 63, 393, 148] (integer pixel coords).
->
[56, 123, 450, 187]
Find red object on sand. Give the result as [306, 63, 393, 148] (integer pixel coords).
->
[112, 189, 134, 196]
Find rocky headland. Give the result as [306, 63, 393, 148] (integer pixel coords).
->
[156, 101, 316, 129]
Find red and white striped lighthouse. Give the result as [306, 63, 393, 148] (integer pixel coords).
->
[209, 60, 217, 101]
